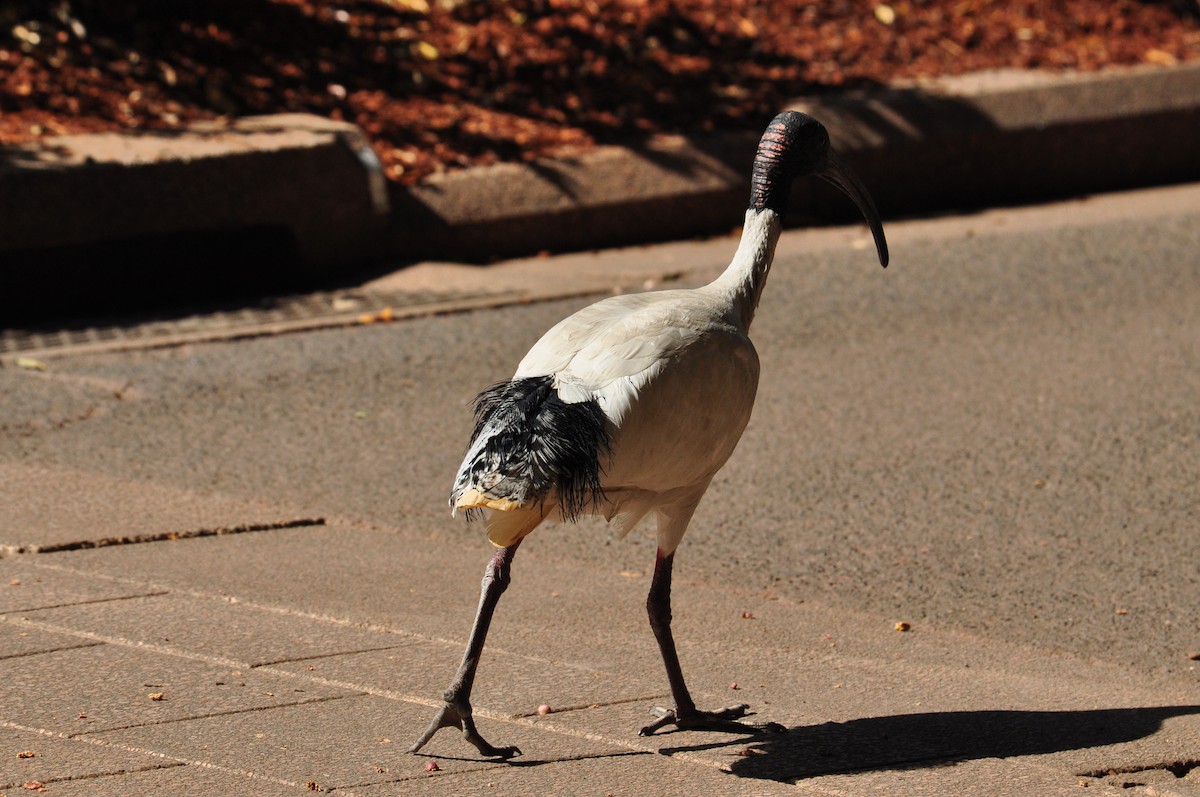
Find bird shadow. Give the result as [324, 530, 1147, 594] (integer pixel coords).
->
[652, 705, 1200, 783]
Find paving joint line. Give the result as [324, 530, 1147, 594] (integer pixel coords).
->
[0, 639, 106, 661]
[247, 642, 420, 669]
[73, 692, 368, 739]
[6, 517, 327, 555]
[3, 616, 254, 669]
[1, 719, 342, 795]
[0, 760, 186, 792]
[4, 614, 455, 686]
[0, 590, 171, 616]
[5, 557, 455, 645]
[341, 748, 654, 790]
[1078, 757, 1200, 780]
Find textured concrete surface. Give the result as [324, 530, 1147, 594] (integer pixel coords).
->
[2, 185, 1199, 794]
[0, 462, 314, 553]
[3, 642, 359, 733]
[0, 725, 176, 793]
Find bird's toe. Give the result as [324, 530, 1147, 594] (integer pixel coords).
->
[639, 703, 777, 737]
[638, 707, 678, 737]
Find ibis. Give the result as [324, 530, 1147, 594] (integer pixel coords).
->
[409, 111, 889, 758]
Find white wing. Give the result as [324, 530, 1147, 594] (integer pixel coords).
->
[515, 289, 733, 419]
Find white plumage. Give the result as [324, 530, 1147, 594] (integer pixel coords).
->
[412, 111, 888, 759]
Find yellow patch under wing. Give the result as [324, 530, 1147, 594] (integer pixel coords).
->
[485, 506, 547, 547]
[455, 487, 523, 513]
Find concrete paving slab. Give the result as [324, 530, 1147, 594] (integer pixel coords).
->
[3, 643, 360, 735]
[0, 462, 315, 554]
[0, 620, 100, 659]
[263, 641, 658, 722]
[16, 592, 418, 669]
[357, 749, 794, 797]
[0, 559, 163, 613]
[1025, 708, 1200, 786]
[0, 724, 176, 792]
[37, 763, 307, 796]
[527, 683, 1200, 781]
[85, 692, 672, 793]
[661, 704, 1200, 783]
[28, 523, 666, 673]
[32, 520, 1200, 786]
[789, 757, 1088, 796]
[34, 518, 1195, 704]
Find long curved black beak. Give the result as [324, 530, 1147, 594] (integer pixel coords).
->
[816, 149, 889, 268]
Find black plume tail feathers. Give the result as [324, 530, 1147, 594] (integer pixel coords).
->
[450, 376, 612, 531]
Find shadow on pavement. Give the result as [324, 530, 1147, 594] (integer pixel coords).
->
[655, 705, 1200, 783]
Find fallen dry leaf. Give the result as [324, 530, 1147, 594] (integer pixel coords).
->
[383, 0, 430, 13]
[1144, 48, 1178, 65]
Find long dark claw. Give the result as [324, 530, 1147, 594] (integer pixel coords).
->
[638, 706, 678, 737]
[409, 702, 521, 759]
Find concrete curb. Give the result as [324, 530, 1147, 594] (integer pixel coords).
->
[0, 114, 389, 319]
[393, 61, 1200, 261]
[1, 62, 1198, 314]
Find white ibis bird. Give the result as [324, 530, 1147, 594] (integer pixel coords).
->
[409, 111, 889, 759]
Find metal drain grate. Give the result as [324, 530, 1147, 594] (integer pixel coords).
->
[0, 287, 512, 361]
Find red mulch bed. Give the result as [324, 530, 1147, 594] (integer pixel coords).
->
[2, 0, 1198, 184]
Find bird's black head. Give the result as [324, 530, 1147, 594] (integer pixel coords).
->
[749, 112, 828, 212]
[749, 111, 889, 268]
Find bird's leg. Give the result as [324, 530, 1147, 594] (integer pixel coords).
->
[639, 549, 756, 737]
[409, 541, 522, 759]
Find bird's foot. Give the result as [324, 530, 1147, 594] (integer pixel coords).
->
[409, 700, 522, 759]
[638, 704, 785, 737]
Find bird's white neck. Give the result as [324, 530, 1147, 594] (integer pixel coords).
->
[708, 208, 783, 332]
